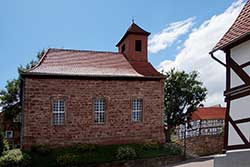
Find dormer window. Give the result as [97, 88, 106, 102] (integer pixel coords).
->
[135, 40, 142, 52]
[122, 44, 125, 52]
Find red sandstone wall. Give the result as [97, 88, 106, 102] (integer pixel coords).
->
[118, 34, 148, 62]
[22, 78, 164, 148]
[177, 135, 224, 156]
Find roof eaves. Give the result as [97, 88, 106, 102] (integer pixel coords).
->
[116, 32, 150, 47]
[210, 32, 250, 54]
[22, 49, 50, 73]
[20, 72, 165, 79]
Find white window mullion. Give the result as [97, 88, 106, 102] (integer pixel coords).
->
[94, 99, 105, 123]
[132, 99, 142, 122]
[53, 100, 65, 125]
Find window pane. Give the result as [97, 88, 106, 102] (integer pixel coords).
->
[52, 100, 65, 125]
[132, 99, 142, 122]
[94, 98, 105, 123]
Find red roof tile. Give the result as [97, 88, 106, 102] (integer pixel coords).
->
[24, 48, 163, 78]
[116, 23, 150, 46]
[212, 1, 250, 52]
[130, 61, 165, 77]
[191, 107, 226, 120]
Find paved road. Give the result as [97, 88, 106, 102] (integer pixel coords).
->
[168, 157, 214, 167]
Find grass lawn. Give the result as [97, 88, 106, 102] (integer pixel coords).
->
[26, 143, 183, 167]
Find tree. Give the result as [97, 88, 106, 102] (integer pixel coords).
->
[0, 79, 21, 120]
[0, 128, 9, 156]
[0, 50, 45, 120]
[164, 69, 207, 142]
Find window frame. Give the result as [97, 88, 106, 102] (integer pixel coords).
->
[52, 99, 66, 126]
[5, 130, 13, 139]
[135, 40, 142, 52]
[131, 98, 143, 122]
[93, 97, 106, 124]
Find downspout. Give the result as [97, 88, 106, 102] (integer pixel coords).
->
[210, 52, 226, 67]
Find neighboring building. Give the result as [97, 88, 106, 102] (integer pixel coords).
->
[176, 105, 226, 139]
[210, 1, 250, 166]
[20, 23, 165, 149]
[0, 112, 21, 148]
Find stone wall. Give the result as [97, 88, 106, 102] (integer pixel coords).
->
[22, 77, 165, 149]
[177, 135, 224, 156]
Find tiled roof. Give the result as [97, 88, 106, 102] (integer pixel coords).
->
[211, 1, 250, 52]
[24, 48, 164, 78]
[191, 106, 226, 120]
[116, 23, 150, 46]
[130, 61, 165, 77]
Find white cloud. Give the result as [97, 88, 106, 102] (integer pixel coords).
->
[158, 0, 244, 106]
[148, 17, 194, 53]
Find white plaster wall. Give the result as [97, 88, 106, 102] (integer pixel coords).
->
[230, 69, 244, 88]
[229, 95, 250, 145]
[230, 40, 250, 88]
[229, 40, 250, 146]
[228, 123, 244, 146]
[231, 40, 250, 65]
[238, 122, 250, 142]
[230, 95, 250, 120]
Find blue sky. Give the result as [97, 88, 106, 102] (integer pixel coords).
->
[0, 0, 245, 105]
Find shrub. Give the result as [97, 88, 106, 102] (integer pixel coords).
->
[74, 143, 96, 153]
[116, 146, 137, 160]
[142, 140, 160, 150]
[164, 143, 182, 155]
[56, 153, 80, 166]
[31, 144, 51, 155]
[0, 129, 9, 156]
[0, 149, 31, 167]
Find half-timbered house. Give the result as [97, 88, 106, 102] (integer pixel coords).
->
[210, 1, 250, 166]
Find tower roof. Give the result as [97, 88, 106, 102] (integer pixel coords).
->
[116, 23, 150, 47]
[211, 0, 250, 53]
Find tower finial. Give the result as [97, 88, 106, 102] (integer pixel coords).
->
[132, 17, 135, 23]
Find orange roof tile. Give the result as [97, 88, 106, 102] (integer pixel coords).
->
[191, 107, 226, 120]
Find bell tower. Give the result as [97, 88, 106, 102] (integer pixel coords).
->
[116, 22, 150, 62]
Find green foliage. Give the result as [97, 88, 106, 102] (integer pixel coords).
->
[219, 127, 224, 136]
[0, 79, 21, 121]
[142, 140, 160, 150]
[0, 149, 31, 167]
[30, 144, 51, 155]
[28, 143, 183, 166]
[56, 153, 80, 166]
[73, 143, 96, 153]
[0, 49, 45, 122]
[116, 146, 137, 160]
[0, 129, 9, 156]
[164, 69, 207, 141]
[18, 49, 45, 72]
[163, 143, 183, 155]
